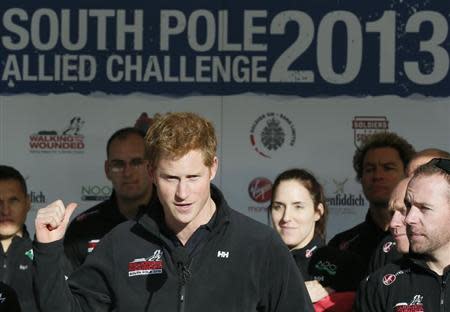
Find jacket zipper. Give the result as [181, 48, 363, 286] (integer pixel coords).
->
[179, 283, 186, 312]
[441, 276, 447, 312]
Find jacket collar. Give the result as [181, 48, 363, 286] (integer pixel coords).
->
[291, 235, 324, 259]
[136, 184, 231, 242]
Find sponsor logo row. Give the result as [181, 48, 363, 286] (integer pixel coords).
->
[25, 114, 389, 156]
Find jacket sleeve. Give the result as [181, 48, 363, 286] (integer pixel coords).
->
[33, 236, 114, 312]
[63, 221, 86, 273]
[261, 232, 314, 312]
[353, 273, 386, 312]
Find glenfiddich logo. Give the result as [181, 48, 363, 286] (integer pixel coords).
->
[29, 117, 85, 154]
[352, 116, 389, 149]
[325, 177, 365, 213]
[250, 113, 296, 158]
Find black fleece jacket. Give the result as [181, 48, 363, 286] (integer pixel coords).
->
[34, 185, 314, 312]
[63, 192, 127, 271]
[0, 229, 39, 312]
[354, 256, 450, 312]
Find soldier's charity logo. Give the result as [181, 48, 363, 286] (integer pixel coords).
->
[248, 177, 272, 203]
[352, 116, 389, 149]
[250, 113, 296, 158]
[29, 117, 85, 154]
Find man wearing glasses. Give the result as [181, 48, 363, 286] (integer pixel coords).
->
[355, 158, 450, 311]
[64, 127, 153, 271]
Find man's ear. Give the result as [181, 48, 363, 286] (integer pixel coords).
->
[148, 165, 156, 185]
[25, 194, 31, 213]
[209, 156, 219, 181]
[105, 160, 112, 181]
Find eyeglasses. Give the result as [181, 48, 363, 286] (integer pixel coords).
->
[428, 158, 450, 174]
[108, 158, 147, 173]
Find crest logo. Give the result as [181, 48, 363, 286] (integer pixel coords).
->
[250, 113, 296, 158]
[29, 117, 86, 154]
[352, 116, 389, 149]
[248, 177, 272, 203]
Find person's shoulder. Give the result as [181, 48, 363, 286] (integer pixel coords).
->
[364, 258, 410, 288]
[225, 208, 284, 249]
[85, 219, 140, 249]
[228, 208, 273, 235]
[70, 201, 108, 225]
[328, 221, 366, 247]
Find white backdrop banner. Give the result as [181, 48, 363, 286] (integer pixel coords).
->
[1, 94, 448, 238]
[1, 1, 450, 238]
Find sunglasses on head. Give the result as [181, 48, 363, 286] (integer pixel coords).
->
[428, 158, 450, 174]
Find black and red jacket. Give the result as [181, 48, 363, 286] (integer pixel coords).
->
[34, 185, 314, 312]
[354, 256, 450, 312]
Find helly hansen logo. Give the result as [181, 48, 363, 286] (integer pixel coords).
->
[217, 251, 229, 258]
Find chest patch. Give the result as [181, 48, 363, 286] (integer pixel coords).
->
[128, 249, 163, 277]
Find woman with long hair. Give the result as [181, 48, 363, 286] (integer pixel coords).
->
[269, 168, 363, 311]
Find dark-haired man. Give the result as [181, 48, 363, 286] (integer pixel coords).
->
[64, 127, 153, 270]
[329, 132, 415, 274]
[0, 165, 38, 311]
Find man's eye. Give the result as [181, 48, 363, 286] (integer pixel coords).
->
[110, 162, 125, 169]
[130, 159, 145, 167]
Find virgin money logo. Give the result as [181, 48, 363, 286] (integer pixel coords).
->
[248, 177, 272, 203]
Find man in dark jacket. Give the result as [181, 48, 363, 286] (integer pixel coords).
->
[367, 177, 409, 273]
[328, 132, 415, 274]
[64, 127, 153, 271]
[34, 112, 314, 312]
[0, 165, 39, 311]
[354, 158, 450, 311]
